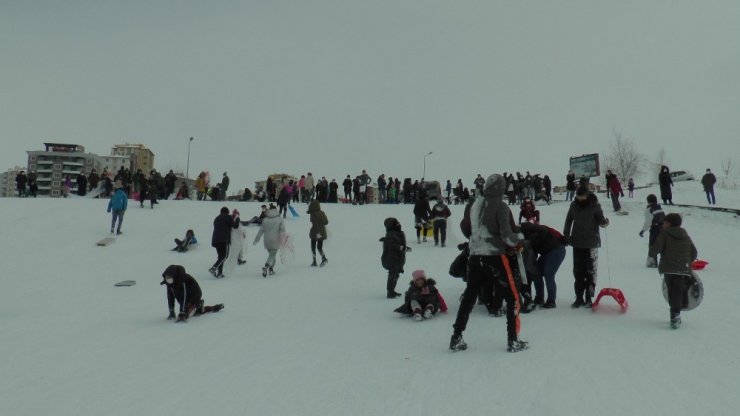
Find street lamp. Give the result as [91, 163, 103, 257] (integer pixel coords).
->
[423, 151, 433, 180]
[186, 137, 194, 179]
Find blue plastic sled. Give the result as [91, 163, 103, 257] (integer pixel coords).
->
[288, 205, 300, 219]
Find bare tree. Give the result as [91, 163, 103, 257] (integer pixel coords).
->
[604, 128, 643, 183]
[721, 158, 733, 177]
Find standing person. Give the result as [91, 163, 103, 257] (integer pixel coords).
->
[195, 172, 206, 201]
[627, 178, 635, 198]
[701, 168, 717, 205]
[413, 195, 432, 244]
[15, 170, 28, 197]
[380, 217, 411, 299]
[63, 175, 72, 197]
[160, 265, 224, 322]
[359, 169, 371, 204]
[164, 170, 177, 199]
[605, 170, 624, 212]
[147, 171, 159, 209]
[220, 172, 230, 201]
[449, 174, 529, 353]
[209, 206, 239, 278]
[648, 213, 698, 329]
[520, 222, 566, 308]
[307, 200, 329, 267]
[253, 204, 285, 277]
[565, 170, 577, 201]
[430, 197, 451, 247]
[27, 170, 38, 197]
[76, 171, 88, 196]
[137, 174, 149, 208]
[377, 174, 387, 204]
[88, 169, 100, 195]
[473, 174, 485, 196]
[277, 185, 291, 218]
[445, 180, 452, 203]
[562, 187, 609, 308]
[658, 166, 674, 205]
[639, 194, 665, 268]
[304, 173, 315, 203]
[342, 175, 352, 202]
[107, 181, 128, 235]
[542, 175, 552, 202]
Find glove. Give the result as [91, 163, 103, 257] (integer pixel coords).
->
[315, 233, 322, 239]
[404, 246, 412, 253]
[167, 310, 176, 320]
[600, 218, 610, 228]
[176, 312, 188, 322]
[639, 231, 644, 238]
[562, 236, 570, 246]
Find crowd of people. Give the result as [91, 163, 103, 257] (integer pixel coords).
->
[88, 165, 705, 341]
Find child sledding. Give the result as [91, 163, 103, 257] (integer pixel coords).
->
[394, 270, 448, 320]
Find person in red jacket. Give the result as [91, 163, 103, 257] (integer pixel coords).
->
[605, 170, 624, 212]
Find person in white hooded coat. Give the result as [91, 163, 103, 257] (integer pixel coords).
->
[253, 205, 285, 277]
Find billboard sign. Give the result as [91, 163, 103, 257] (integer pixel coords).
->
[569, 153, 600, 178]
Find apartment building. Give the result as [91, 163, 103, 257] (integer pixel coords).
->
[111, 143, 155, 174]
[26, 143, 102, 197]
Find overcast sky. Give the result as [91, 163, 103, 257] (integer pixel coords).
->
[2, 0, 739, 189]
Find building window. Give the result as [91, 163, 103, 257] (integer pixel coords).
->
[53, 173, 61, 179]
[54, 164, 62, 170]
[52, 181, 60, 187]
[51, 190, 60, 197]
[29, 164, 36, 171]
[30, 156, 37, 162]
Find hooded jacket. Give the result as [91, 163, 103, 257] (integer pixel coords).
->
[212, 211, 239, 246]
[161, 265, 202, 313]
[468, 174, 519, 256]
[649, 226, 698, 275]
[253, 208, 285, 250]
[563, 192, 607, 248]
[380, 218, 407, 271]
[307, 200, 328, 240]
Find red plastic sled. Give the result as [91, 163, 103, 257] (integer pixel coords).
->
[691, 259, 708, 270]
[592, 287, 628, 312]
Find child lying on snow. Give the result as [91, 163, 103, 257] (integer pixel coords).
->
[172, 229, 197, 252]
[394, 270, 448, 320]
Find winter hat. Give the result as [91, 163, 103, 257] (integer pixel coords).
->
[383, 217, 399, 231]
[223, 172, 227, 176]
[220, 206, 229, 214]
[412, 270, 427, 282]
[575, 187, 589, 198]
[647, 194, 657, 204]
[482, 174, 506, 197]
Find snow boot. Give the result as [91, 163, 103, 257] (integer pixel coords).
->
[268, 267, 275, 276]
[311, 257, 318, 267]
[542, 301, 556, 309]
[387, 291, 402, 299]
[507, 339, 529, 353]
[670, 313, 681, 329]
[412, 309, 423, 321]
[423, 306, 434, 319]
[237, 259, 246, 265]
[449, 333, 467, 351]
[209, 267, 218, 277]
[261, 265, 268, 277]
[571, 299, 585, 308]
[320, 256, 328, 267]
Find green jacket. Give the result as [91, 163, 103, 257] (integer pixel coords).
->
[649, 226, 697, 275]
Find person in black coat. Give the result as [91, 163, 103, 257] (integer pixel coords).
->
[342, 175, 352, 202]
[658, 165, 674, 205]
[413, 196, 432, 243]
[76, 172, 88, 196]
[209, 207, 239, 278]
[161, 264, 223, 322]
[380, 217, 411, 298]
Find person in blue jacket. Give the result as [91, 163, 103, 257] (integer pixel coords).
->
[107, 181, 128, 235]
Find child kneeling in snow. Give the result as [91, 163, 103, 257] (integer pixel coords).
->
[161, 265, 223, 322]
[394, 270, 447, 320]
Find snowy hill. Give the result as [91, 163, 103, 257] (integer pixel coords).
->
[1, 183, 738, 416]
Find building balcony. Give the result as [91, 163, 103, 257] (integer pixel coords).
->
[63, 161, 85, 167]
[37, 160, 54, 165]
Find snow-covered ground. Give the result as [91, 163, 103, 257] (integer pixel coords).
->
[1, 180, 738, 416]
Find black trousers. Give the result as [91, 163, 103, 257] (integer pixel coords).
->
[386, 266, 401, 293]
[572, 248, 598, 301]
[212, 243, 230, 274]
[454, 255, 520, 341]
[433, 219, 447, 244]
[665, 274, 690, 317]
[311, 239, 324, 256]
